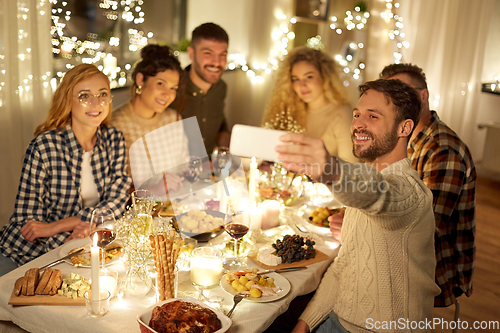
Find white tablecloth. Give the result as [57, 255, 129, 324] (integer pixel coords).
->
[0, 204, 340, 333]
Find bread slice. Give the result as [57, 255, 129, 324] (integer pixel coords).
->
[48, 269, 63, 296]
[26, 268, 40, 296]
[20, 270, 29, 296]
[35, 268, 53, 295]
[14, 276, 25, 296]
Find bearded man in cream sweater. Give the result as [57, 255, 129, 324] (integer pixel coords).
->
[276, 79, 440, 333]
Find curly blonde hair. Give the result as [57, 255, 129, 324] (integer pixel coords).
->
[262, 47, 348, 128]
[34, 64, 111, 136]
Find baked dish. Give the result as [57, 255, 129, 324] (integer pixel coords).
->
[149, 300, 222, 333]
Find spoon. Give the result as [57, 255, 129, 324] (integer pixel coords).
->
[227, 294, 245, 317]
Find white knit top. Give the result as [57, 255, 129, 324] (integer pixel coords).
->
[300, 158, 440, 333]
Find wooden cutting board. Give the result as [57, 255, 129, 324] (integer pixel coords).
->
[248, 250, 329, 270]
[9, 290, 85, 306]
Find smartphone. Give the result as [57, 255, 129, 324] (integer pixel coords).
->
[229, 125, 290, 161]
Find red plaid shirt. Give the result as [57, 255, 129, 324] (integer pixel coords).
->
[408, 111, 476, 307]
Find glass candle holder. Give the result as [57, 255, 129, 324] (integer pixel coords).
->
[84, 289, 111, 317]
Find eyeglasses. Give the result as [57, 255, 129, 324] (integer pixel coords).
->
[74, 92, 111, 107]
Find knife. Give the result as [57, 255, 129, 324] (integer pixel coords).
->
[256, 267, 307, 275]
[39, 248, 84, 270]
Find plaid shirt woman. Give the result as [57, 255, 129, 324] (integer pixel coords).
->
[0, 125, 131, 265]
[0, 64, 131, 267]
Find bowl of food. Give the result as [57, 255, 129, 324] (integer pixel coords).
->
[137, 297, 231, 333]
[256, 170, 305, 206]
[176, 209, 226, 242]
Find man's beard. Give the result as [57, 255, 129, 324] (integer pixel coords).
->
[352, 126, 399, 163]
[193, 58, 222, 85]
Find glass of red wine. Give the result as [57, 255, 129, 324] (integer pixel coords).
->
[223, 210, 250, 267]
[90, 208, 117, 268]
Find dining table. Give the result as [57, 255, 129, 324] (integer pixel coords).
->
[0, 183, 341, 333]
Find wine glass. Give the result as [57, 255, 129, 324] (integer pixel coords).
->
[212, 146, 231, 177]
[183, 155, 203, 185]
[181, 155, 204, 209]
[223, 210, 250, 267]
[130, 189, 155, 240]
[90, 208, 117, 268]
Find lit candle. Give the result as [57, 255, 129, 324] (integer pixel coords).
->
[91, 234, 100, 311]
[99, 270, 118, 298]
[249, 206, 262, 230]
[248, 157, 258, 208]
[219, 182, 227, 214]
[261, 200, 280, 230]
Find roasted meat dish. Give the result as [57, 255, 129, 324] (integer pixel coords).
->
[149, 300, 222, 333]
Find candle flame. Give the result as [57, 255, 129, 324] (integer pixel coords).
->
[251, 156, 256, 163]
[93, 232, 98, 247]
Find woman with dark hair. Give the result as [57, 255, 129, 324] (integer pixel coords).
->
[111, 44, 188, 192]
[0, 64, 131, 275]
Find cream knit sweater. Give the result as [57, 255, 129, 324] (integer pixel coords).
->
[300, 158, 440, 332]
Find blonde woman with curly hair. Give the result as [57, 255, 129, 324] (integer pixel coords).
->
[0, 64, 131, 274]
[262, 47, 357, 162]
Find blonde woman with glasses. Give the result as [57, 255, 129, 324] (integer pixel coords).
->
[0, 64, 131, 275]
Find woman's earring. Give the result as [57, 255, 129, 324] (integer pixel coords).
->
[135, 85, 142, 95]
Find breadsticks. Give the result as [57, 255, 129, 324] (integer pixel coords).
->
[149, 229, 183, 301]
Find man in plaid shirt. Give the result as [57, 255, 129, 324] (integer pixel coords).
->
[381, 64, 476, 307]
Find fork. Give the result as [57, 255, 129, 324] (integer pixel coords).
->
[227, 294, 245, 317]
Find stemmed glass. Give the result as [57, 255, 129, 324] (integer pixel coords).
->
[90, 208, 117, 268]
[183, 155, 203, 185]
[181, 155, 204, 208]
[212, 146, 231, 177]
[223, 210, 250, 267]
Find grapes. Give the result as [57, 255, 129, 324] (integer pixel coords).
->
[271, 235, 316, 264]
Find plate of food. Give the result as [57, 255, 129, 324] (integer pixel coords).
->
[137, 297, 231, 333]
[176, 209, 227, 242]
[305, 205, 346, 229]
[220, 268, 290, 303]
[58, 238, 123, 267]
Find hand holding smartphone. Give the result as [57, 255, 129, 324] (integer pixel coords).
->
[229, 125, 290, 161]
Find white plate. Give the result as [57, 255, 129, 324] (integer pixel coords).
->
[220, 272, 290, 303]
[297, 202, 345, 235]
[58, 237, 123, 268]
[137, 297, 231, 333]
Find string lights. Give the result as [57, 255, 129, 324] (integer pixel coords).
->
[0, 1, 53, 106]
[382, 0, 409, 63]
[50, 0, 151, 87]
[226, 12, 295, 83]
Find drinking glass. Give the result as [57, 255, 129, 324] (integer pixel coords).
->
[190, 247, 223, 299]
[183, 155, 203, 185]
[181, 155, 204, 208]
[212, 146, 231, 176]
[130, 189, 155, 239]
[90, 208, 116, 268]
[223, 211, 250, 267]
